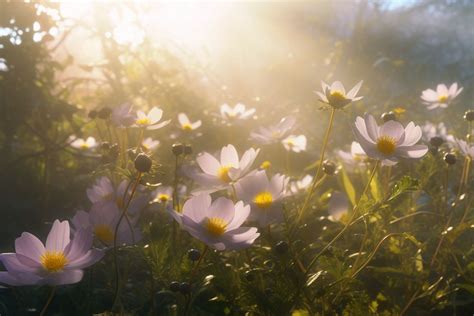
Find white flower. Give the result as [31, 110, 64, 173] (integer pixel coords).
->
[135, 107, 170, 130]
[422, 122, 455, 146]
[152, 186, 173, 204]
[141, 137, 160, 152]
[282, 134, 307, 153]
[421, 83, 463, 110]
[289, 174, 313, 195]
[250, 116, 296, 145]
[328, 191, 349, 222]
[456, 139, 474, 159]
[220, 103, 256, 123]
[353, 114, 428, 164]
[178, 113, 202, 131]
[337, 141, 369, 169]
[70, 137, 97, 150]
[316, 80, 363, 109]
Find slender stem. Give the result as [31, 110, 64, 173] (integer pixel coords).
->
[172, 155, 180, 210]
[40, 286, 56, 316]
[296, 107, 336, 223]
[111, 172, 142, 310]
[304, 160, 379, 275]
[190, 245, 209, 280]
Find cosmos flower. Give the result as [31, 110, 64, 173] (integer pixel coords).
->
[421, 83, 463, 110]
[250, 116, 296, 145]
[188, 144, 260, 193]
[177, 194, 259, 251]
[289, 174, 313, 195]
[456, 139, 474, 159]
[152, 185, 173, 204]
[235, 170, 288, 226]
[86, 177, 148, 217]
[422, 122, 455, 147]
[71, 204, 142, 247]
[0, 220, 104, 286]
[316, 80, 363, 109]
[220, 103, 256, 123]
[328, 191, 349, 222]
[70, 137, 97, 150]
[178, 113, 202, 132]
[141, 137, 160, 152]
[282, 134, 307, 153]
[135, 107, 170, 130]
[353, 114, 428, 164]
[112, 103, 136, 128]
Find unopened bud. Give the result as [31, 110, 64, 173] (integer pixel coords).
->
[134, 153, 152, 173]
[444, 153, 456, 165]
[381, 111, 397, 122]
[322, 160, 337, 175]
[172, 143, 184, 156]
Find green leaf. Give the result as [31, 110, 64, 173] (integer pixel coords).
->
[305, 270, 325, 287]
[292, 309, 310, 316]
[370, 170, 383, 202]
[341, 168, 356, 206]
[388, 176, 419, 202]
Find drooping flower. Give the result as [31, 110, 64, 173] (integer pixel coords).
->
[456, 139, 474, 159]
[71, 204, 142, 247]
[0, 220, 104, 286]
[176, 194, 259, 251]
[421, 83, 463, 110]
[178, 113, 202, 132]
[70, 137, 97, 150]
[289, 174, 313, 195]
[353, 114, 428, 164]
[316, 80, 363, 109]
[152, 185, 173, 204]
[235, 170, 288, 226]
[282, 134, 307, 153]
[135, 107, 170, 130]
[188, 144, 260, 193]
[141, 137, 160, 152]
[112, 103, 136, 128]
[328, 191, 349, 222]
[250, 116, 296, 145]
[220, 103, 256, 123]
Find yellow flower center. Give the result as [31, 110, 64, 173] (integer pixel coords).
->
[218, 165, 232, 182]
[182, 123, 193, 131]
[94, 224, 114, 244]
[206, 217, 227, 236]
[260, 160, 271, 170]
[41, 251, 68, 272]
[80, 143, 89, 150]
[136, 117, 151, 126]
[376, 136, 397, 155]
[438, 95, 448, 103]
[330, 90, 346, 101]
[254, 191, 273, 209]
[158, 194, 170, 202]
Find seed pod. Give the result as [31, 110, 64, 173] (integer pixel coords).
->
[429, 136, 444, 148]
[169, 281, 180, 292]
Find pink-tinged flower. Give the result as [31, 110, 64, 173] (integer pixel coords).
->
[456, 139, 474, 159]
[353, 114, 428, 165]
[421, 83, 463, 110]
[289, 174, 313, 195]
[0, 220, 104, 286]
[188, 144, 260, 193]
[135, 107, 170, 130]
[422, 122, 455, 146]
[178, 113, 202, 132]
[316, 80, 363, 109]
[220, 103, 256, 123]
[177, 194, 259, 251]
[112, 103, 136, 128]
[328, 191, 349, 222]
[235, 170, 288, 226]
[141, 137, 160, 152]
[86, 177, 148, 217]
[71, 204, 142, 247]
[70, 137, 97, 150]
[282, 134, 307, 153]
[250, 116, 296, 145]
[337, 141, 369, 169]
[152, 185, 173, 204]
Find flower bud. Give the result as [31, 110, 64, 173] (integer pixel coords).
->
[187, 248, 201, 261]
[88, 110, 98, 119]
[464, 110, 474, 122]
[98, 107, 112, 120]
[101, 141, 110, 150]
[381, 111, 397, 122]
[179, 282, 191, 295]
[274, 241, 289, 254]
[184, 144, 193, 156]
[429, 136, 444, 148]
[322, 160, 337, 176]
[172, 143, 184, 156]
[169, 281, 180, 292]
[134, 153, 152, 173]
[444, 153, 456, 165]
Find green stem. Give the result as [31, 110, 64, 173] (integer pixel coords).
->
[296, 107, 336, 223]
[190, 245, 209, 281]
[40, 286, 56, 316]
